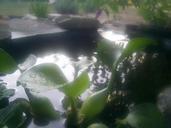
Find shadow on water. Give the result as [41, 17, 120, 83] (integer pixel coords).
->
[0, 30, 99, 63]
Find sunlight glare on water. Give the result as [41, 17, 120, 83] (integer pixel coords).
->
[36, 54, 75, 82]
[99, 30, 129, 48]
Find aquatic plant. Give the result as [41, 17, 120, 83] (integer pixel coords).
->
[0, 36, 171, 128]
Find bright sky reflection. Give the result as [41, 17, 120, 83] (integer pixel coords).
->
[99, 30, 129, 48]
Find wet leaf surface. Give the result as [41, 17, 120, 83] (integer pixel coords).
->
[0, 49, 17, 74]
[79, 88, 108, 119]
[0, 98, 30, 128]
[61, 71, 90, 98]
[87, 123, 108, 128]
[18, 63, 68, 92]
[25, 88, 60, 120]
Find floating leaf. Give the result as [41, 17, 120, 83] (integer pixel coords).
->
[79, 88, 108, 119]
[0, 99, 30, 128]
[87, 123, 108, 128]
[117, 103, 166, 128]
[25, 88, 59, 120]
[0, 49, 17, 74]
[18, 63, 67, 92]
[61, 71, 90, 98]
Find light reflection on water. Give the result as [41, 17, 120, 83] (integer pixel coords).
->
[36, 54, 75, 82]
[2, 53, 97, 99]
[0, 53, 97, 128]
[12, 31, 27, 39]
[98, 29, 129, 48]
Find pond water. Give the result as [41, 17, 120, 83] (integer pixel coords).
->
[0, 29, 129, 128]
[2, 28, 171, 127]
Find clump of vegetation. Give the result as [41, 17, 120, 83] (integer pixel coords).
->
[136, 0, 171, 26]
[80, 0, 99, 13]
[30, 0, 49, 18]
[77, 0, 171, 26]
[54, 0, 79, 14]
